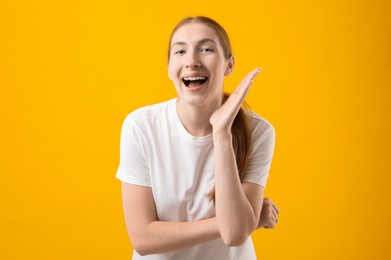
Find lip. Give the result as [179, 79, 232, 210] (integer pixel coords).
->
[182, 73, 208, 78]
[180, 70, 209, 92]
[181, 77, 208, 92]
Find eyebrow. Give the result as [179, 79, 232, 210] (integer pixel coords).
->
[170, 38, 218, 49]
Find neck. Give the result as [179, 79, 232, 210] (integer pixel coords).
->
[176, 98, 221, 136]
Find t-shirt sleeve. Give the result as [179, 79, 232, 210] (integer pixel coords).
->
[241, 119, 276, 188]
[116, 114, 151, 187]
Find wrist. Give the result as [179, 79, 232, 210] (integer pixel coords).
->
[212, 130, 232, 141]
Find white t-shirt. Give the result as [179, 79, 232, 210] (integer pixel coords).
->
[116, 98, 276, 260]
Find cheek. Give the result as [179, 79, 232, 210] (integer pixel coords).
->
[210, 57, 227, 73]
[168, 61, 179, 81]
[211, 62, 227, 81]
[168, 66, 175, 81]
[168, 68, 173, 81]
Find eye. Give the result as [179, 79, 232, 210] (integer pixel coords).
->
[174, 50, 186, 55]
[201, 48, 214, 53]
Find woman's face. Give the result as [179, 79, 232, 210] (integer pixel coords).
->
[168, 22, 233, 107]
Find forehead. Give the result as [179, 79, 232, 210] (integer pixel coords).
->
[171, 23, 220, 45]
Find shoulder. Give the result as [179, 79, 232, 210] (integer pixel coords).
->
[122, 99, 176, 128]
[245, 110, 275, 139]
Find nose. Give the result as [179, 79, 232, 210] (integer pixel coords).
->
[185, 51, 201, 68]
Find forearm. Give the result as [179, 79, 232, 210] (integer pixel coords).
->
[213, 132, 257, 246]
[133, 217, 220, 256]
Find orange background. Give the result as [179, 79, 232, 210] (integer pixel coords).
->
[1, 0, 390, 259]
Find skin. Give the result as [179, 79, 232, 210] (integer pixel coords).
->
[121, 22, 280, 256]
[168, 23, 231, 136]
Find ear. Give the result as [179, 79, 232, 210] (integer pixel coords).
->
[224, 56, 235, 76]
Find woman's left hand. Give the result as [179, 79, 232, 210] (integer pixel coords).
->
[257, 197, 280, 229]
[210, 68, 262, 134]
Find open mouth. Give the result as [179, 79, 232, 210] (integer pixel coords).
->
[182, 76, 208, 87]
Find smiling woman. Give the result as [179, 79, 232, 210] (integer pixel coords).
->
[116, 16, 280, 259]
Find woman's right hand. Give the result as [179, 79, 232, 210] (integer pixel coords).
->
[258, 197, 280, 229]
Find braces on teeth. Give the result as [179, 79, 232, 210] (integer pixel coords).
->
[183, 77, 207, 81]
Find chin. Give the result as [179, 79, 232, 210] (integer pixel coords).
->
[179, 95, 208, 107]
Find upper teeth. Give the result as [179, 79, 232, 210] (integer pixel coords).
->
[183, 77, 206, 81]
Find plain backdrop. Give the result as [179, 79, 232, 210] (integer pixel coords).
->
[1, 0, 390, 259]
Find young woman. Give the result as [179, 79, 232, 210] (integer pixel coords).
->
[116, 16, 280, 259]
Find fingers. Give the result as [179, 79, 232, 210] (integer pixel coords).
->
[210, 67, 262, 132]
[270, 207, 278, 226]
[233, 67, 262, 97]
[242, 67, 262, 84]
[264, 197, 280, 215]
[226, 67, 262, 115]
[262, 197, 280, 229]
[273, 204, 280, 215]
[248, 67, 262, 81]
[268, 198, 280, 215]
